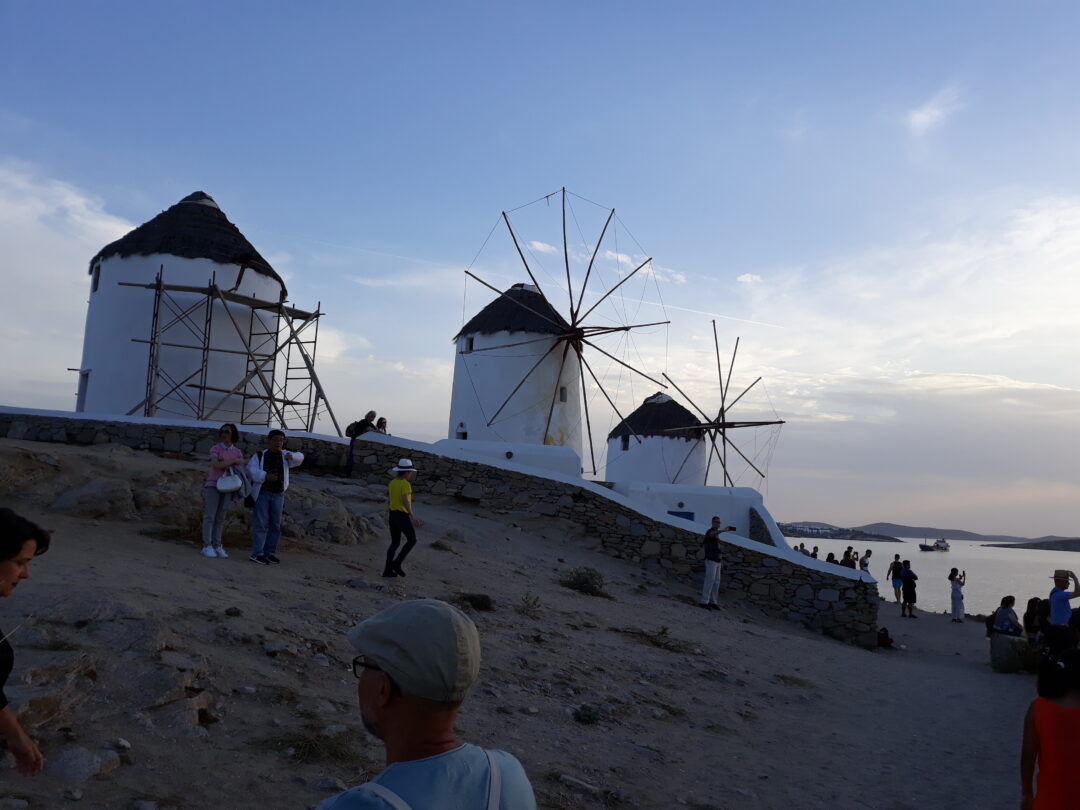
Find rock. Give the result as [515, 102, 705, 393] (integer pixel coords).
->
[521, 706, 539, 715]
[263, 642, 298, 656]
[52, 478, 136, 519]
[98, 749, 122, 777]
[458, 482, 483, 500]
[47, 746, 105, 782]
[63, 788, 84, 801]
[558, 774, 602, 796]
[344, 578, 370, 590]
[159, 651, 204, 672]
[114, 738, 132, 750]
[0, 800, 30, 809]
[224, 607, 242, 617]
[315, 777, 348, 791]
[312, 654, 331, 667]
[236, 686, 257, 695]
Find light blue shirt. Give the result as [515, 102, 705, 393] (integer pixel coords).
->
[316, 744, 536, 810]
[1049, 586, 1074, 625]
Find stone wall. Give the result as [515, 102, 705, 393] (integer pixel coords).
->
[0, 410, 878, 646]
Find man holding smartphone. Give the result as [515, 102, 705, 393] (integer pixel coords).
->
[700, 516, 736, 611]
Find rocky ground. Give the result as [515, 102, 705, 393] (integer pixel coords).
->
[0, 439, 1035, 810]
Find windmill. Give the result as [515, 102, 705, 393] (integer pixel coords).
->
[661, 321, 785, 486]
[449, 187, 669, 474]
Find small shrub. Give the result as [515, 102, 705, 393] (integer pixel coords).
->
[517, 592, 542, 619]
[560, 567, 606, 596]
[267, 723, 359, 764]
[429, 539, 457, 553]
[775, 673, 816, 689]
[609, 625, 695, 654]
[573, 703, 601, 725]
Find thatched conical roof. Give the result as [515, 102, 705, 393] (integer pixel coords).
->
[455, 283, 570, 339]
[90, 191, 284, 291]
[608, 392, 704, 440]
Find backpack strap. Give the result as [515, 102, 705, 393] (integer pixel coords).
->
[360, 783, 413, 810]
[485, 749, 502, 810]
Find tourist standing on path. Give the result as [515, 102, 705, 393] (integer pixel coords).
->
[948, 568, 966, 623]
[1020, 647, 1080, 810]
[1048, 570, 1080, 626]
[384, 459, 424, 578]
[700, 517, 736, 610]
[201, 423, 244, 559]
[345, 410, 378, 477]
[900, 560, 919, 618]
[317, 599, 537, 809]
[247, 429, 304, 566]
[887, 554, 903, 604]
[0, 508, 50, 776]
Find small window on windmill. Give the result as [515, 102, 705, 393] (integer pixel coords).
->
[456, 422, 468, 440]
[91, 263, 101, 293]
[559, 386, 567, 403]
[464, 336, 474, 353]
[620, 434, 630, 452]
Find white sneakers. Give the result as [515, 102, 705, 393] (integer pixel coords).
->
[201, 546, 229, 558]
[215, 547, 229, 558]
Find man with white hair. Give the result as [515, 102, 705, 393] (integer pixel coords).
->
[317, 599, 537, 809]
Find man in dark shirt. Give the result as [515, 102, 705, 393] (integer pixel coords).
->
[344, 410, 377, 477]
[248, 430, 305, 565]
[700, 516, 736, 611]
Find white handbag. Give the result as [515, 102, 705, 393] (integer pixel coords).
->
[216, 468, 242, 494]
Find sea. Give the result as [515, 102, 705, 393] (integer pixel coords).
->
[783, 536, 1076, 616]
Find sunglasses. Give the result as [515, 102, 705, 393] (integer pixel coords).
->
[352, 654, 382, 678]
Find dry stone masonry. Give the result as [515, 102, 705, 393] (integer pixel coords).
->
[0, 411, 878, 646]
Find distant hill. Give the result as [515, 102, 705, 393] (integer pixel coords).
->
[853, 523, 1027, 543]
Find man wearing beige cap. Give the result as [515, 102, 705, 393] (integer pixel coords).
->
[317, 599, 537, 810]
[1048, 569, 1080, 626]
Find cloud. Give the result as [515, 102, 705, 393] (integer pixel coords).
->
[528, 240, 558, 254]
[737, 273, 762, 284]
[604, 249, 633, 264]
[906, 84, 963, 135]
[0, 159, 133, 409]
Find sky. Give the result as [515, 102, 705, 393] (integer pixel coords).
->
[2, 1, 1080, 536]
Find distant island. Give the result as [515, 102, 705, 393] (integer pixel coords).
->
[782, 521, 1080, 551]
[778, 522, 901, 543]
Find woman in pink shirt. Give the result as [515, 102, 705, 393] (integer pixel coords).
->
[202, 423, 244, 559]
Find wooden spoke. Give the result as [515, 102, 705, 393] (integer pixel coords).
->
[582, 337, 666, 388]
[580, 352, 643, 445]
[661, 373, 712, 423]
[576, 349, 598, 475]
[465, 270, 564, 330]
[574, 207, 615, 321]
[578, 256, 653, 322]
[543, 342, 573, 444]
[485, 340, 562, 426]
[502, 212, 549, 304]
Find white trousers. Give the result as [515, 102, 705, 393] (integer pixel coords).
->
[701, 559, 722, 605]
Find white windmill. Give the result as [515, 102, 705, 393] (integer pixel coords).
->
[605, 392, 707, 485]
[447, 188, 669, 472]
[76, 191, 339, 433]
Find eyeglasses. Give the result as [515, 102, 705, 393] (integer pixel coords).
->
[352, 655, 382, 679]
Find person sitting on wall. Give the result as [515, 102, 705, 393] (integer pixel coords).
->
[992, 595, 1024, 636]
[699, 517, 736, 611]
[345, 410, 378, 477]
[375, 417, 389, 435]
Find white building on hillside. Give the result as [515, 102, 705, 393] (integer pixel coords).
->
[447, 283, 582, 462]
[75, 192, 328, 429]
[606, 392, 707, 485]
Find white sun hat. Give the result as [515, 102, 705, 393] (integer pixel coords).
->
[391, 458, 417, 473]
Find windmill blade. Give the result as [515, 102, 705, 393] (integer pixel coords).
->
[703, 429, 723, 485]
[724, 336, 740, 403]
[712, 320, 725, 399]
[696, 419, 786, 430]
[725, 376, 762, 412]
[575, 349, 598, 475]
[722, 432, 766, 479]
[485, 340, 562, 426]
[582, 320, 670, 337]
[542, 342, 573, 444]
[561, 188, 574, 314]
[502, 212, 550, 305]
[671, 436, 703, 484]
[578, 256, 654, 322]
[579, 352, 644, 445]
[462, 333, 574, 354]
[661, 373, 711, 423]
[464, 270, 564, 330]
[582, 337, 666, 388]
[573, 207, 615, 321]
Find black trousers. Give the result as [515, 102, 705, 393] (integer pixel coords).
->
[386, 510, 417, 570]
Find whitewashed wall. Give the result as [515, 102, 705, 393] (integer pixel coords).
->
[77, 254, 283, 424]
[605, 434, 708, 485]
[447, 329, 582, 463]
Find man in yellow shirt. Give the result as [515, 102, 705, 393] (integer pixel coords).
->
[384, 459, 424, 578]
